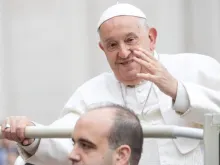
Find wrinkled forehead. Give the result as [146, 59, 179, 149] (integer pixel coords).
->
[99, 16, 144, 40]
[100, 16, 141, 30]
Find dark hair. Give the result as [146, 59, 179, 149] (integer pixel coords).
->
[87, 102, 143, 165]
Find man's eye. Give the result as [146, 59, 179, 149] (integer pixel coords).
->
[111, 43, 116, 47]
[126, 37, 137, 44]
[108, 43, 117, 48]
[128, 38, 134, 42]
[80, 143, 91, 149]
[106, 42, 118, 51]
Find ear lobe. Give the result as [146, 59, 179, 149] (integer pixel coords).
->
[115, 145, 131, 165]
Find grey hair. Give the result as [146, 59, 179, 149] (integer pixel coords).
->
[86, 102, 143, 165]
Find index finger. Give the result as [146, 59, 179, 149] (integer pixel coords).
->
[133, 47, 156, 60]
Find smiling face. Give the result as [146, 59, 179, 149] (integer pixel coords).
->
[98, 16, 157, 86]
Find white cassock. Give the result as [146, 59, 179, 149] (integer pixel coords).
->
[15, 52, 220, 165]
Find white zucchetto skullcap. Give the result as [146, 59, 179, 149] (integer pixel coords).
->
[97, 3, 146, 30]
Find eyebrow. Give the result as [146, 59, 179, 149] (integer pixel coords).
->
[104, 32, 137, 43]
[104, 37, 115, 43]
[72, 137, 97, 148]
[126, 32, 137, 37]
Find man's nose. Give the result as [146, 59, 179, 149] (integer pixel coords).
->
[69, 148, 81, 163]
[118, 44, 131, 59]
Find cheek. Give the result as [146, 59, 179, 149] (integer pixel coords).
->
[139, 36, 151, 48]
[105, 52, 118, 65]
[83, 152, 111, 165]
[102, 150, 114, 165]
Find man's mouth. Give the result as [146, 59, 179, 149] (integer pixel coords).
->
[120, 60, 134, 65]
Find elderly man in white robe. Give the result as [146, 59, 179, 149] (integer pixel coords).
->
[2, 3, 220, 165]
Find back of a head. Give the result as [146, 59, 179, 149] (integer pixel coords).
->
[110, 106, 143, 165]
[88, 103, 143, 165]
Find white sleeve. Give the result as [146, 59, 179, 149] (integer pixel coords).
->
[172, 81, 190, 113]
[17, 138, 40, 156]
[179, 57, 220, 124]
[180, 82, 220, 124]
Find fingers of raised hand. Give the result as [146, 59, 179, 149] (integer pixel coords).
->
[133, 50, 152, 62]
[136, 73, 157, 82]
[133, 48, 156, 61]
[133, 56, 157, 74]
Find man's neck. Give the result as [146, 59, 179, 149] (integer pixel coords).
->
[125, 80, 146, 88]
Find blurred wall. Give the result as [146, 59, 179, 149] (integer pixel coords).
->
[1, 0, 90, 123]
[0, 0, 6, 119]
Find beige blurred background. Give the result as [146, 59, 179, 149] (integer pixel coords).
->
[0, 0, 219, 124]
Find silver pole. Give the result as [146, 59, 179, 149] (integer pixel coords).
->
[0, 125, 203, 139]
[0, 126, 74, 138]
[142, 125, 203, 139]
[204, 114, 220, 165]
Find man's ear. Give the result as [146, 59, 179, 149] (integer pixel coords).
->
[148, 27, 157, 51]
[115, 145, 131, 165]
[99, 41, 104, 51]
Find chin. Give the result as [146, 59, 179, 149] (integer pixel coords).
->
[115, 73, 142, 86]
[122, 78, 142, 86]
[124, 70, 140, 79]
[121, 71, 137, 80]
[113, 67, 142, 84]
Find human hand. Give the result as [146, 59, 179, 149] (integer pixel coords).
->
[1, 116, 35, 146]
[133, 48, 178, 100]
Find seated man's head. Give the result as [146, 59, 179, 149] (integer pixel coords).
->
[69, 103, 143, 165]
[98, 3, 157, 86]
